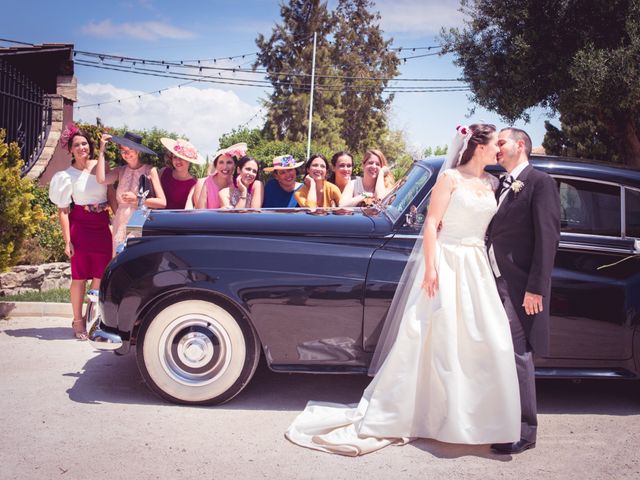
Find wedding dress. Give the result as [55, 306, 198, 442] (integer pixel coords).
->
[285, 168, 521, 456]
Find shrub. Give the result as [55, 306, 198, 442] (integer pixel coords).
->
[17, 184, 66, 264]
[0, 130, 45, 271]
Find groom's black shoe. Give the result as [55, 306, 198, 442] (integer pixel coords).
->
[490, 439, 536, 455]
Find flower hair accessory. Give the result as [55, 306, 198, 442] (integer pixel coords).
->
[59, 122, 80, 147]
[438, 124, 473, 177]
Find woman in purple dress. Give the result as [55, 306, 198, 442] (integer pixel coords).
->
[159, 138, 204, 209]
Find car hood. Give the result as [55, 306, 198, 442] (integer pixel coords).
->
[141, 206, 393, 238]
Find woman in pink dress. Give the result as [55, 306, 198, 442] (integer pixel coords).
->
[159, 138, 204, 209]
[195, 142, 248, 209]
[219, 156, 264, 208]
[48, 124, 112, 340]
[96, 132, 166, 254]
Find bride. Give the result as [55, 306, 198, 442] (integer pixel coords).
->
[285, 124, 521, 456]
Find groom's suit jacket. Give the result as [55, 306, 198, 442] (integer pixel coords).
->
[487, 164, 561, 356]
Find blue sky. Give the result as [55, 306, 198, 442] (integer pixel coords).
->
[3, 0, 558, 159]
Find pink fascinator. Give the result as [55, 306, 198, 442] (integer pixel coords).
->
[59, 122, 80, 147]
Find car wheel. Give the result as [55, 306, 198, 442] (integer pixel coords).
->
[136, 299, 260, 405]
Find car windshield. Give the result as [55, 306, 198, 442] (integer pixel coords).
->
[379, 162, 433, 222]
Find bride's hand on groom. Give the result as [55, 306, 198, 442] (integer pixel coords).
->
[421, 269, 438, 297]
[522, 292, 543, 315]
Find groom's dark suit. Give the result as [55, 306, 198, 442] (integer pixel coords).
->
[487, 163, 560, 444]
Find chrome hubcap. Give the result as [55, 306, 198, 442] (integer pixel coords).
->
[158, 314, 232, 386]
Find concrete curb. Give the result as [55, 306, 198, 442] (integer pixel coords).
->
[0, 301, 72, 319]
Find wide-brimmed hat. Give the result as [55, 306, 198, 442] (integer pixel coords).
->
[160, 137, 205, 165]
[264, 154, 303, 172]
[213, 142, 248, 161]
[109, 132, 157, 155]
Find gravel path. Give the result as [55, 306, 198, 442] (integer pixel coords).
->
[1, 315, 639, 480]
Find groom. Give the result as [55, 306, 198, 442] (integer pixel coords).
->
[486, 127, 561, 454]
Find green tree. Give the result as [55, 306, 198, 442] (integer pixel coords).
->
[255, 0, 345, 150]
[0, 130, 44, 270]
[441, 0, 640, 167]
[333, 0, 400, 152]
[424, 145, 449, 157]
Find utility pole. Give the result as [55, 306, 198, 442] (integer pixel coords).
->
[306, 32, 317, 161]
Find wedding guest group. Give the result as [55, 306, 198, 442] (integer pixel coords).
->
[48, 123, 396, 340]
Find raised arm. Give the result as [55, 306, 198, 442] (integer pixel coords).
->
[249, 181, 263, 208]
[295, 177, 317, 208]
[339, 180, 361, 207]
[374, 166, 392, 199]
[96, 134, 119, 184]
[219, 187, 231, 208]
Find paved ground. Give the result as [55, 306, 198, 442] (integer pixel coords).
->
[1, 314, 639, 480]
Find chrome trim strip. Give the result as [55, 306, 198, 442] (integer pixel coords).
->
[559, 241, 635, 255]
[535, 368, 636, 379]
[550, 174, 623, 188]
[392, 234, 421, 239]
[621, 187, 626, 237]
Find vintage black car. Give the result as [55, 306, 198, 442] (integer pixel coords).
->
[87, 156, 640, 405]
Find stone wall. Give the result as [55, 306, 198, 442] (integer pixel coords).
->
[0, 263, 71, 296]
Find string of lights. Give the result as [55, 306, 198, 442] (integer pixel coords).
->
[75, 59, 469, 93]
[74, 80, 196, 109]
[74, 49, 460, 83]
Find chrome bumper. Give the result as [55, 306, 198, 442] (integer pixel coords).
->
[86, 289, 123, 351]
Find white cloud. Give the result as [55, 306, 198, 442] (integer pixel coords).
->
[376, 0, 464, 35]
[75, 83, 262, 158]
[82, 20, 195, 41]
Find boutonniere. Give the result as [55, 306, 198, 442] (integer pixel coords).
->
[510, 180, 524, 195]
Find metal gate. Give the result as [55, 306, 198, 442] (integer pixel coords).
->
[0, 58, 52, 175]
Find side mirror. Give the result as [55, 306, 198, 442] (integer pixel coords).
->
[405, 205, 418, 226]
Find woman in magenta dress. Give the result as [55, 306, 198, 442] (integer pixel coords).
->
[48, 124, 112, 340]
[159, 138, 203, 209]
[195, 143, 247, 209]
[96, 132, 166, 254]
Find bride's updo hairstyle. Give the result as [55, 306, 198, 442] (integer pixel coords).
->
[458, 123, 496, 166]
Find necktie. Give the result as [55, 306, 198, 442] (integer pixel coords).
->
[498, 175, 513, 198]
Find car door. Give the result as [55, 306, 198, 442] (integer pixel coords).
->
[362, 164, 435, 351]
[543, 176, 640, 361]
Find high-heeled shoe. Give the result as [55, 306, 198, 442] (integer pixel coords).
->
[71, 319, 88, 341]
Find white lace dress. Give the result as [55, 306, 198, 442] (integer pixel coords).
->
[285, 168, 521, 456]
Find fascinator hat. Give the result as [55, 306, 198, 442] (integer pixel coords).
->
[59, 122, 81, 148]
[264, 154, 303, 172]
[160, 138, 205, 165]
[439, 125, 473, 176]
[109, 131, 157, 155]
[213, 142, 248, 161]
